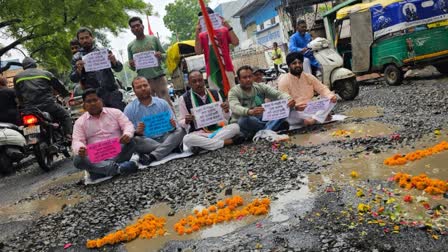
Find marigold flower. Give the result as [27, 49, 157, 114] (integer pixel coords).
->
[216, 201, 226, 209]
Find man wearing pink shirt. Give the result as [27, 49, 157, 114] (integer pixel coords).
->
[195, 7, 239, 90]
[72, 89, 138, 179]
[278, 52, 337, 126]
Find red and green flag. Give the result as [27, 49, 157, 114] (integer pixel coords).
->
[198, 0, 231, 97]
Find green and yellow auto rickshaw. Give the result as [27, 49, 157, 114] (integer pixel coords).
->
[323, 0, 448, 85]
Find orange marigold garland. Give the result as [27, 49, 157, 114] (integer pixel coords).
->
[174, 196, 270, 235]
[384, 141, 448, 166]
[86, 214, 166, 249]
[392, 172, 448, 195]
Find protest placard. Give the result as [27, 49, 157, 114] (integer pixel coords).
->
[143, 111, 174, 138]
[192, 102, 225, 129]
[133, 51, 159, 70]
[82, 48, 111, 72]
[87, 138, 121, 164]
[302, 98, 335, 123]
[262, 99, 289, 121]
[199, 13, 223, 31]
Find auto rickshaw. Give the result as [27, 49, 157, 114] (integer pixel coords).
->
[323, 0, 448, 85]
[166, 40, 206, 95]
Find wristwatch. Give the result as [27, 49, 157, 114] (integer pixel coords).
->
[228, 27, 233, 32]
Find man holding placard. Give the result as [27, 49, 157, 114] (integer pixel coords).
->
[228, 66, 295, 139]
[195, 7, 239, 90]
[72, 89, 138, 180]
[278, 52, 337, 126]
[127, 17, 173, 110]
[124, 77, 185, 165]
[178, 70, 244, 154]
[70, 27, 125, 111]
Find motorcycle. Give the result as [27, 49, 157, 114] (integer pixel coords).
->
[0, 123, 27, 174]
[308, 37, 359, 100]
[21, 108, 71, 171]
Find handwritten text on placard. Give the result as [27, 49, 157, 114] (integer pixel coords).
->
[87, 138, 121, 164]
[134, 51, 159, 70]
[82, 49, 111, 72]
[143, 111, 174, 138]
[192, 102, 225, 129]
[262, 99, 289, 121]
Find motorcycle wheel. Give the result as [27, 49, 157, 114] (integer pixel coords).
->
[0, 152, 14, 175]
[335, 78, 359, 100]
[62, 147, 71, 158]
[34, 142, 54, 171]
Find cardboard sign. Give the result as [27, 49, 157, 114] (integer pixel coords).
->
[133, 51, 159, 70]
[82, 49, 111, 72]
[262, 99, 289, 121]
[199, 13, 223, 32]
[87, 138, 121, 164]
[142, 111, 174, 138]
[192, 102, 225, 129]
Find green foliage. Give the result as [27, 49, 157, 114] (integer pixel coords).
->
[163, 0, 210, 42]
[0, 0, 150, 74]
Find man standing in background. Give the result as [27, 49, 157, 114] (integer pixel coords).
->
[127, 17, 173, 109]
[70, 27, 125, 110]
[271, 42, 283, 76]
[195, 7, 239, 90]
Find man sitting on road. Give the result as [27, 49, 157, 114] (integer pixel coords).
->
[72, 89, 138, 180]
[278, 52, 337, 127]
[179, 70, 244, 154]
[124, 77, 185, 165]
[228, 65, 295, 139]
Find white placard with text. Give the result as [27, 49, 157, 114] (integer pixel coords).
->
[192, 102, 225, 129]
[82, 49, 111, 72]
[199, 13, 223, 32]
[134, 51, 159, 70]
[262, 99, 289, 121]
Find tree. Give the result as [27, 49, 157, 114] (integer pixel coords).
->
[164, 0, 210, 42]
[0, 0, 152, 74]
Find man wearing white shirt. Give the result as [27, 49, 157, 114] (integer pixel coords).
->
[178, 70, 244, 154]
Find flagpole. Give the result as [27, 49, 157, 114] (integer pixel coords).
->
[198, 0, 231, 96]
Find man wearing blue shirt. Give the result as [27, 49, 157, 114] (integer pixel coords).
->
[288, 20, 318, 75]
[124, 77, 185, 165]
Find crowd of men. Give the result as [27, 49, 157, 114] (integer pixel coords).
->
[0, 11, 338, 181]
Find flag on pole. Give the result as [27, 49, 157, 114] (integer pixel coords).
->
[198, 0, 231, 96]
[146, 15, 154, 35]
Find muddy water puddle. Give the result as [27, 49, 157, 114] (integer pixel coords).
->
[344, 106, 384, 118]
[38, 171, 84, 193]
[126, 185, 316, 251]
[126, 192, 260, 251]
[0, 193, 87, 222]
[291, 120, 397, 146]
[309, 133, 448, 220]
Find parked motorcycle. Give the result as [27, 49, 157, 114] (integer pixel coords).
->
[263, 64, 289, 84]
[0, 123, 27, 174]
[308, 37, 359, 100]
[21, 108, 70, 171]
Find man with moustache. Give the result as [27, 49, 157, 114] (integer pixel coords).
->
[72, 89, 138, 179]
[127, 17, 173, 109]
[278, 52, 337, 126]
[70, 27, 125, 110]
[124, 77, 185, 165]
[228, 65, 295, 139]
[178, 70, 244, 154]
